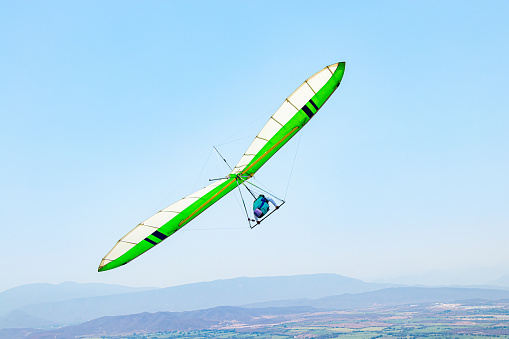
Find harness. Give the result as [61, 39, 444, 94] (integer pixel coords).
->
[253, 195, 270, 215]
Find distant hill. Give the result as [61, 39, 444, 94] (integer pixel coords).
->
[244, 286, 509, 309]
[0, 306, 315, 339]
[8, 274, 395, 327]
[0, 310, 54, 329]
[8, 275, 509, 331]
[375, 266, 509, 287]
[0, 281, 157, 316]
[5, 286, 509, 339]
[489, 274, 509, 288]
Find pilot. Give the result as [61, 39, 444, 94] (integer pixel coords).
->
[253, 194, 278, 223]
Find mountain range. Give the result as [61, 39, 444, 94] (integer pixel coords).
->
[3, 285, 509, 339]
[0, 274, 395, 326]
[0, 306, 315, 339]
[0, 281, 156, 316]
[2, 273, 509, 333]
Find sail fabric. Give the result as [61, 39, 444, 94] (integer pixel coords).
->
[232, 63, 345, 177]
[98, 178, 236, 271]
[98, 62, 345, 272]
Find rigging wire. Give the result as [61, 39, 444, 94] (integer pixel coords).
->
[214, 136, 251, 147]
[216, 110, 271, 146]
[214, 148, 228, 177]
[191, 148, 214, 191]
[182, 227, 248, 231]
[284, 130, 303, 200]
[150, 148, 214, 215]
[213, 147, 252, 229]
[235, 178, 254, 228]
[244, 180, 284, 202]
[242, 130, 302, 203]
[242, 181, 257, 199]
[213, 146, 233, 171]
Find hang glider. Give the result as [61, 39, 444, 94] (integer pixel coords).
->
[98, 62, 345, 272]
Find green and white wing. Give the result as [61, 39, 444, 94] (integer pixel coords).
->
[98, 177, 238, 271]
[98, 62, 345, 272]
[231, 62, 345, 178]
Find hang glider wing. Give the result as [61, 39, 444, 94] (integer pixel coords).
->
[98, 178, 238, 271]
[231, 62, 345, 178]
[98, 62, 345, 272]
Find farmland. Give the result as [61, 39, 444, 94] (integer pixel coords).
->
[93, 300, 509, 338]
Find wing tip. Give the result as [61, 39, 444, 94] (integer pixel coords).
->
[98, 259, 114, 272]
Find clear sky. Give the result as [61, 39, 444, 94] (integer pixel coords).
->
[1, 1, 508, 292]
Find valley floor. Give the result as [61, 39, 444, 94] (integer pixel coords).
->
[90, 300, 509, 339]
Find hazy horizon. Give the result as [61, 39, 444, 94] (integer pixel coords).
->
[3, 267, 509, 294]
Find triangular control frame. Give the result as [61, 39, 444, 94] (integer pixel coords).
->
[234, 178, 285, 229]
[248, 200, 285, 229]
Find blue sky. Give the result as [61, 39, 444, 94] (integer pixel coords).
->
[1, 1, 508, 291]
